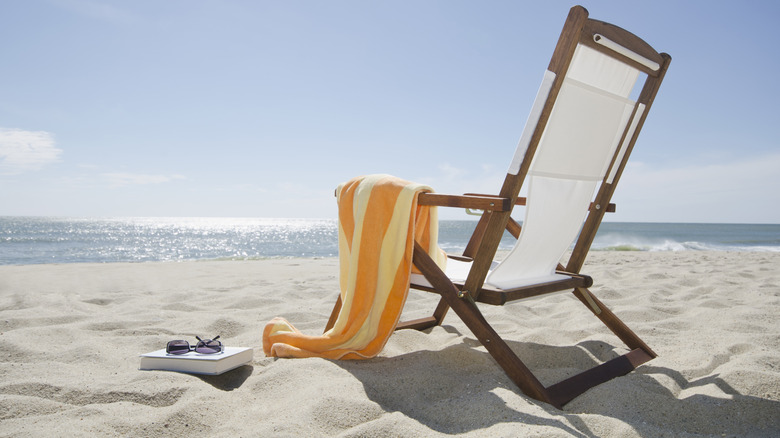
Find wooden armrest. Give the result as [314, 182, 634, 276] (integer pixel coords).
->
[465, 193, 616, 213]
[333, 189, 510, 212]
[417, 193, 511, 212]
[516, 197, 615, 213]
[335, 189, 614, 213]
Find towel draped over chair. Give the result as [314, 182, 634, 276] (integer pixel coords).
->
[263, 174, 446, 360]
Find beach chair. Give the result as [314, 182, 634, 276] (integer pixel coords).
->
[395, 5, 671, 408]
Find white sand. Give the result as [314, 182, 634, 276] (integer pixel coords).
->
[1, 251, 778, 437]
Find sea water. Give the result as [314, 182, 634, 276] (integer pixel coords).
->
[1, 217, 778, 265]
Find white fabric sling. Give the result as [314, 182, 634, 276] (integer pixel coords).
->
[486, 44, 641, 289]
[413, 43, 647, 291]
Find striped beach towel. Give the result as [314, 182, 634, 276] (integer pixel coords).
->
[262, 174, 446, 360]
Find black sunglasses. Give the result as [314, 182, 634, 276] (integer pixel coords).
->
[166, 335, 223, 355]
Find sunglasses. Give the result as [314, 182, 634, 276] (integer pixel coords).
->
[166, 335, 223, 355]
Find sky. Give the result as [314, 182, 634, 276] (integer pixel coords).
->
[1, 0, 778, 223]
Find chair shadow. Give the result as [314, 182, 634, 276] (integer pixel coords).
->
[334, 326, 780, 437]
[197, 365, 254, 391]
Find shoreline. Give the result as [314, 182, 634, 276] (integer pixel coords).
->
[2, 247, 779, 268]
[4, 218, 779, 266]
[1, 251, 778, 436]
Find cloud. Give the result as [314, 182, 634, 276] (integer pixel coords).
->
[101, 172, 185, 188]
[0, 128, 63, 174]
[616, 152, 780, 223]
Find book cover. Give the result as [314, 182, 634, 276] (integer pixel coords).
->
[139, 346, 253, 375]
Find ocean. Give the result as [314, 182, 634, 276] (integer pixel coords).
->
[1, 217, 778, 265]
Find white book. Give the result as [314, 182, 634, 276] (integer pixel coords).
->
[139, 346, 253, 375]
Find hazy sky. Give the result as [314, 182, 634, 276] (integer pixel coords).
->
[1, 1, 778, 223]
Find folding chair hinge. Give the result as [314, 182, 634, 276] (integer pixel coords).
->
[458, 289, 477, 305]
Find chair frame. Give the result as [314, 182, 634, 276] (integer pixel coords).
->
[326, 5, 670, 408]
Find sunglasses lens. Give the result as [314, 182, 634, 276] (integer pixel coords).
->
[166, 340, 190, 355]
[195, 339, 222, 354]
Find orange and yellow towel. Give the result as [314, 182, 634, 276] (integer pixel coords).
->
[262, 174, 446, 360]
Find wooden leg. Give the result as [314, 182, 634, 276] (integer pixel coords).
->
[411, 241, 655, 408]
[557, 261, 656, 356]
[323, 295, 342, 333]
[396, 296, 450, 331]
[410, 242, 556, 406]
[573, 287, 657, 357]
[463, 212, 492, 258]
[432, 297, 450, 325]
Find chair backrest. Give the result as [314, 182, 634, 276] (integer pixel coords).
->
[470, 6, 670, 291]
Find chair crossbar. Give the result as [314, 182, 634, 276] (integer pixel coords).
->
[410, 272, 592, 306]
[545, 348, 654, 407]
[593, 34, 660, 71]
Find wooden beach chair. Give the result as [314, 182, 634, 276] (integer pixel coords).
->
[395, 5, 670, 408]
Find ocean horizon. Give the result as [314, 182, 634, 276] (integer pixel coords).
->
[1, 216, 779, 265]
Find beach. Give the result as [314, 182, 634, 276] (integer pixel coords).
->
[1, 251, 778, 437]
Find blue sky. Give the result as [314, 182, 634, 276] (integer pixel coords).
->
[1, 1, 778, 223]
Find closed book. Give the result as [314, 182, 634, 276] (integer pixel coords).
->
[139, 346, 253, 375]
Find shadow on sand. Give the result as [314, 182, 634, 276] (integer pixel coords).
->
[197, 365, 253, 391]
[335, 326, 780, 437]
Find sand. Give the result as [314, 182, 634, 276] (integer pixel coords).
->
[0, 251, 778, 437]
